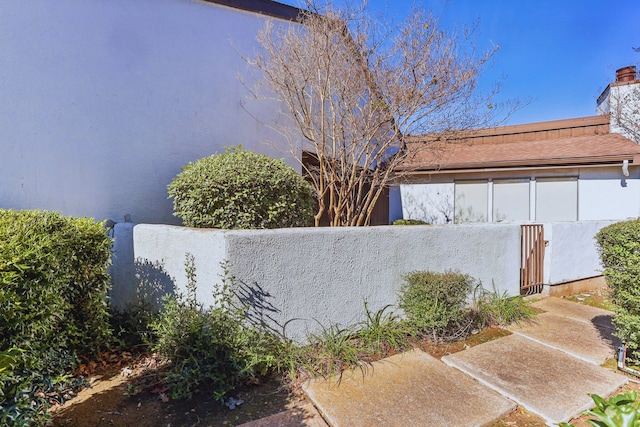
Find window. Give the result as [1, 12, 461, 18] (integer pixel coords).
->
[536, 178, 577, 221]
[454, 181, 487, 223]
[493, 179, 529, 222]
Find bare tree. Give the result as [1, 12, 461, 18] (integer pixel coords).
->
[247, 2, 505, 226]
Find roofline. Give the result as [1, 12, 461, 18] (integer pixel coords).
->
[471, 115, 609, 137]
[201, 0, 303, 21]
[407, 115, 610, 143]
[400, 160, 639, 177]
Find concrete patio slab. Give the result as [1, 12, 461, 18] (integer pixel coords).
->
[507, 311, 618, 364]
[531, 297, 616, 330]
[443, 334, 627, 426]
[303, 349, 515, 427]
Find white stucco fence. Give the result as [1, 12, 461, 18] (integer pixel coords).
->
[542, 220, 614, 284]
[110, 221, 612, 340]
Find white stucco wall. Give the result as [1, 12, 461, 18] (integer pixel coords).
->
[578, 167, 640, 220]
[123, 223, 521, 340]
[132, 224, 228, 309]
[0, 0, 298, 224]
[543, 221, 614, 284]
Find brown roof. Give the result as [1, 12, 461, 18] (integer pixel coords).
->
[400, 115, 640, 173]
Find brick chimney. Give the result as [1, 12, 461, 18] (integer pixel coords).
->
[616, 65, 637, 82]
[597, 65, 639, 114]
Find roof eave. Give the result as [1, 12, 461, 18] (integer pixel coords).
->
[202, 0, 303, 20]
[399, 157, 639, 175]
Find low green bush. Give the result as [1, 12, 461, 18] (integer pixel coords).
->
[398, 271, 477, 340]
[0, 209, 112, 425]
[167, 146, 315, 229]
[110, 300, 159, 352]
[560, 390, 640, 427]
[595, 219, 640, 363]
[392, 219, 430, 226]
[151, 255, 281, 400]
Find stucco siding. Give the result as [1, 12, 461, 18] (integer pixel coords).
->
[0, 0, 297, 224]
[578, 166, 640, 220]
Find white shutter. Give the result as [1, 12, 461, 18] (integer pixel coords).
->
[454, 181, 488, 223]
[536, 178, 578, 221]
[493, 179, 530, 221]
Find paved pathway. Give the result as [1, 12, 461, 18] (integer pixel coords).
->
[241, 297, 628, 427]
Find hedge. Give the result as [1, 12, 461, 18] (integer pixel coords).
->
[595, 218, 640, 362]
[0, 210, 112, 424]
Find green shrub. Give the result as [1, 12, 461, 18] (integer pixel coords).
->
[398, 271, 477, 340]
[0, 209, 112, 425]
[151, 255, 280, 400]
[392, 219, 430, 226]
[110, 300, 159, 351]
[167, 146, 315, 229]
[595, 219, 640, 363]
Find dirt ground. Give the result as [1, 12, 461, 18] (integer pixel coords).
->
[50, 288, 638, 427]
[50, 355, 303, 427]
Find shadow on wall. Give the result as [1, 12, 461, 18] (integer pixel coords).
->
[234, 278, 285, 337]
[134, 258, 176, 311]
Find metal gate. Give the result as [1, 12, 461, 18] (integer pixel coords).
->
[520, 224, 545, 295]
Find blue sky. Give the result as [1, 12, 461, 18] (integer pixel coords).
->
[278, 0, 640, 125]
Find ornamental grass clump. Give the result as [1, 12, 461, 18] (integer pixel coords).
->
[167, 146, 315, 229]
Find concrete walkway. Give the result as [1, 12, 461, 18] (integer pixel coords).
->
[241, 297, 628, 427]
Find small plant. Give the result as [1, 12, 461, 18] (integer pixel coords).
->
[357, 302, 409, 356]
[305, 322, 362, 378]
[398, 270, 477, 340]
[151, 254, 281, 400]
[560, 390, 640, 427]
[110, 299, 160, 351]
[0, 348, 22, 375]
[392, 219, 430, 226]
[167, 146, 315, 229]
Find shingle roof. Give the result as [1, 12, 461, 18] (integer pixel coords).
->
[400, 115, 640, 173]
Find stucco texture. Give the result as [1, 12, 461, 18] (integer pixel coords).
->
[125, 224, 521, 340]
[0, 0, 296, 224]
